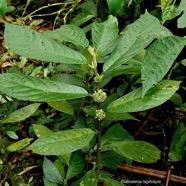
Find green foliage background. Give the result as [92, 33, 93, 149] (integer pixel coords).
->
[0, 0, 186, 185]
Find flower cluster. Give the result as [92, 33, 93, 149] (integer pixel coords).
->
[92, 89, 107, 103]
[95, 109, 105, 121]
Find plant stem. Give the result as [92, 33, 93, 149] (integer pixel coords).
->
[0, 131, 16, 186]
[22, 1, 74, 20]
[63, 0, 82, 24]
[96, 119, 102, 180]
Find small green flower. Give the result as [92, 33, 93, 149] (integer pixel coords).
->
[95, 109, 105, 121]
[92, 89, 107, 103]
[94, 74, 103, 83]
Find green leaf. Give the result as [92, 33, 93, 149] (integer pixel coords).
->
[0, 0, 7, 18]
[170, 93, 183, 106]
[48, 101, 74, 116]
[0, 73, 88, 102]
[43, 24, 89, 49]
[92, 15, 118, 55]
[162, 5, 181, 24]
[1, 103, 40, 124]
[104, 178, 124, 186]
[70, 12, 94, 26]
[103, 11, 172, 72]
[107, 0, 126, 15]
[28, 128, 95, 155]
[105, 112, 138, 121]
[181, 59, 186, 67]
[177, 0, 186, 28]
[43, 177, 58, 186]
[80, 169, 97, 186]
[54, 159, 65, 179]
[4, 22, 87, 65]
[7, 138, 33, 152]
[51, 74, 84, 87]
[111, 141, 161, 163]
[177, 12, 186, 28]
[6, 131, 18, 140]
[103, 59, 141, 79]
[79, 0, 97, 16]
[107, 80, 180, 113]
[102, 124, 134, 151]
[168, 121, 186, 162]
[58, 153, 72, 166]
[43, 157, 63, 184]
[101, 151, 124, 169]
[66, 151, 86, 180]
[141, 36, 185, 96]
[33, 124, 52, 138]
[161, 0, 173, 11]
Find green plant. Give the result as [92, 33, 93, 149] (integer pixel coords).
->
[0, 4, 186, 186]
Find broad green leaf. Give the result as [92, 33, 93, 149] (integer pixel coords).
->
[7, 138, 33, 152]
[43, 157, 63, 184]
[105, 112, 138, 121]
[58, 153, 72, 166]
[43, 24, 89, 49]
[66, 151, 86, 180]
[43, 177, 58, 186]
[161, 0, 173, 11]
[107, 0, 126, 15]
[0, 0, 7, 18]
[51, 74, 84, 87]
[79, 0, 97, 16]
[104, 178, 124, 186]
[141, 36, 185, 96]
[170, 93, 183, 106]
[101, 151, 124, 169]
[168, 121, 186, 162]
[80, 169, 97, 186]
[0, 73, 88, 102]
[1, 103, 40, 124]
[103, 59, 141, 79]
[162, 5, 181, 24]
[103, 11, 172, 72]
[28, 128, 95, 155]
[83, 105, 96, 117]
[111, 141, 161, 163]
[4, 182, 10, 186]
[54, 159, 65, 179]
[92, 15, 118, 54]
[177, 12, 186, 28]
[33, 124, 52, 138]
[107, 80, 180, 113]
[70, 12, 94, 26]
[48, 101, 74, 116]
[4, 22, 87, 64]
[181, 59, 186, 67]
[177, 0, 186, 28]
[101, 124, 134, 150]
[6, 131, 18, 140]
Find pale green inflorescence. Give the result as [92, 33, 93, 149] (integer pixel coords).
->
[92, 89, 107, 103]
[95, 109, 105, 121]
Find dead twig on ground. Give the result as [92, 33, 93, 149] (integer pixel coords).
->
[118, 163, 186, 184]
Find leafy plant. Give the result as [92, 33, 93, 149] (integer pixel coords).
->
[0, 5, 186, 186]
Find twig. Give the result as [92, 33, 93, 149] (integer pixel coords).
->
[175, 107, 186, 113]
[2, 95, 10, 102]
[167, 62, 178, 79]
[63, 0, 82, 24]
[22, 2, 75, 20]
[165, 168, 172, 186]
[18, 165, 39, 176]
[118, 163, 186, 184]
[134, 109, 155, 138]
